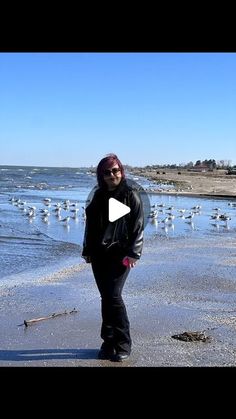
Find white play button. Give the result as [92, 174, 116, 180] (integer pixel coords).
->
[109, 198, 130, 222]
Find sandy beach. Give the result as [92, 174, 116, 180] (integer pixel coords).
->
[132, 168, 236, 198]
[0, 235, 236, 367]
[1, 172, 236, 367]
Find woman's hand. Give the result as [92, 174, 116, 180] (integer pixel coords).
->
[122, 256, 137, 268]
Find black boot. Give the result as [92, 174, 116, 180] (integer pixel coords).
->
[112, 352, 130, 362]
[98, 342, 116, 360]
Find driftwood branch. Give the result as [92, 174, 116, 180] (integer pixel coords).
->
[23, 308, 78, 327]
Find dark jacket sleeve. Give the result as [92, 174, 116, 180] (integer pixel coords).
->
[81, 189, 101, 257]
[82, 218, 89, 257]
[125, 190, 144, 259]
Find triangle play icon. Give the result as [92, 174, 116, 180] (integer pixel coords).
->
[109, 198, 130, 222]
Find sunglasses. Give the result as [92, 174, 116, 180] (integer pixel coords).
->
[103, 168, 121, 176]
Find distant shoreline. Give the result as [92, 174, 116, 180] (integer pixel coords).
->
[133, 168, 236, 199]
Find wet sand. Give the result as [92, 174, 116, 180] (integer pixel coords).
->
[1, 234, 236, 367]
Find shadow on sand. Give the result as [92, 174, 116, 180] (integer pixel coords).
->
[0, 348, 98, 362]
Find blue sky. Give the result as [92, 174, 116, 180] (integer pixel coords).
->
[0, 52, 235, 167]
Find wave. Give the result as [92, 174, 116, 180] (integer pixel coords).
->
[0, 255, 86, 296]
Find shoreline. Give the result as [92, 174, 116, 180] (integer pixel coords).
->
[134, 169, 236, 198]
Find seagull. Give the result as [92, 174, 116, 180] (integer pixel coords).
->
[43, 198, 51, 206]
[60, 216, 70, 224]
[210, 214, 219, 220]
[184, 212, 194, 220]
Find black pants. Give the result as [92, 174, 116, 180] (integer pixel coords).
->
[91, 254, 131, 354]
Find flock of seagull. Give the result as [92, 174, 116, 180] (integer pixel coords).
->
[147, 201, 236, 233]
[8, 196, 236, 235]
[8, 197, 87, 226]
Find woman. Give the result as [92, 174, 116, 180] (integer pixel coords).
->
[82, 153, 144, 362]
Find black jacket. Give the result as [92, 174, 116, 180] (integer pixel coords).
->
[82, 179, 144, 259]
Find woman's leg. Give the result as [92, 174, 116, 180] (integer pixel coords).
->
[91, 256, 132, 355]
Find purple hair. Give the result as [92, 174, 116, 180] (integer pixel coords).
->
[96, 153, 125, 188]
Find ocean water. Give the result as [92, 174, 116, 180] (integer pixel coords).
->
[0, 166, 156, 288]
[0, 165, 236, 290]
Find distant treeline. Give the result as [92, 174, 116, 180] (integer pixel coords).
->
[126, 159, 235, 171]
